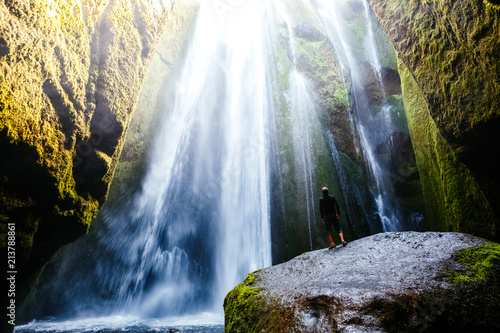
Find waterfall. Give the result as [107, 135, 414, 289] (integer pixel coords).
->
[287, 70, 318, 251]
[361, 0, 385, 97]
[18, 1, 411, 331]
[108, 0, 273, 317]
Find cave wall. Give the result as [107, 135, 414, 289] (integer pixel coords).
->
[269, 0, 428, 262]
[0, 0, 175, 318]
[369, 0, 500, 240]
[399, 60, 496, 238]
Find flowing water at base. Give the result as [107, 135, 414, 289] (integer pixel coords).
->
[15, 314, 224, 333]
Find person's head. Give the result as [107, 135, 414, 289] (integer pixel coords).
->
[322, 186, 328, 196]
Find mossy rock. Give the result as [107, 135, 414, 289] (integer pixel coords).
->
[449, 243, 500, 284]
[373, 242, 500, 332]
[399, 59, 497, 240]
[369, 0, 500, 241]
[0, 1, 175, 326]
[224, 232, 500, 332]
[224, 271, 272, 333]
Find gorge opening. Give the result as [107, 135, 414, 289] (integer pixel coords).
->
[17, 0, 423, 331]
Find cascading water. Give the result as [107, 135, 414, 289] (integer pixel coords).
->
[107, 0, 274, 317]
[19, 1, 274, 328]
[314, 0, 406, 231]
[17, 1, 414, 331]
[286, 70, 319, 251]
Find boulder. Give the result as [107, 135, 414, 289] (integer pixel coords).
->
[224, 232, 500, 332]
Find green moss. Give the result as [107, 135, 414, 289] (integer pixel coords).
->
[294, 36, 351, 106]
[296, 37, 324, 68]
[225, 271, 294, 333]
[224, 272, 268, 333]
[333, 85, 350, 106]
[244, 269, 261, 285]
[449, 243, 500, 284]
[399, 59, 496, 239]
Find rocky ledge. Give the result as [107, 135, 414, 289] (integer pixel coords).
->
[224, 232, 500, 332]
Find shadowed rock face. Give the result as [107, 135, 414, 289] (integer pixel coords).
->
[369, 0, 500, 158]
[368, 0, 500, 240]
[224, 232, 500, 332]
[0, 1, 174, 323]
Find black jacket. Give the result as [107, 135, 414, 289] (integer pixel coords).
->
[320, 195, 340, 219]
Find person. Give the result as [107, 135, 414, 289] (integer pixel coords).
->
[319, 186, 347, 249]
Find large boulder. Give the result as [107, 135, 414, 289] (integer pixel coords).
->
[224, 232, 500, 332]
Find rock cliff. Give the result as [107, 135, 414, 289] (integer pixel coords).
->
[0, 0, 174, 318]
[224, 232, 500, 332]
[271, 3, 426, 261]
[368, 0, 500, 240]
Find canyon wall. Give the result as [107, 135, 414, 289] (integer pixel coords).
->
[0, 0, 175, 319]
[369, 0, 500, 240]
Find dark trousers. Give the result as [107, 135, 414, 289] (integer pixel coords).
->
[324, 213, 341, 236]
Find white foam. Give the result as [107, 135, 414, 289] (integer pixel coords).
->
[15, 312, 224, 332]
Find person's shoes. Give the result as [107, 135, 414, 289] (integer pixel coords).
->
[342, 241, 347, 247]
[328, 243, 336, 250]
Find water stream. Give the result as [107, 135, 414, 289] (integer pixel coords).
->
[316, 0, 405, 231]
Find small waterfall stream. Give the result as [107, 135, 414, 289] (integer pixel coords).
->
[17, 1, 412, 331]
[315, 0, 405, 231]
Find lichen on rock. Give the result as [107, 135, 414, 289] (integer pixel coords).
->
[449, 242, 500, 284]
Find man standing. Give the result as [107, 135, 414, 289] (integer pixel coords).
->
[319, 186, 347, 249]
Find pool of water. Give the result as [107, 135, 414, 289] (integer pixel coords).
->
[15, 314, 224, 333]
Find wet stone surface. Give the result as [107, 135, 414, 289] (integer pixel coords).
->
[231, 232, 493, 332]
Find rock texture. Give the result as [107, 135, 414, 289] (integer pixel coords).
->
[0, 0, 174, 319]
[368, 0, 500, 241]
[399, 60, 496, 241]
[291, 22, 360, 167]
[272, 22, 372, 261]
[109, 0, 199, 197]
[224, 232, 500, 332]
